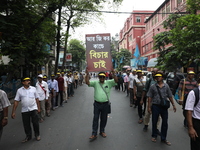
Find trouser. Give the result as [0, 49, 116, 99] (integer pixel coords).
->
[0, 111, 3, 141]
[68, 84, 71, 97]
[45, 94, 51, 115]
[75, 80, 78, 89]
[39, 100, 45, 120]
[144, 100, 160, 129]
[191, 118, 200, 150]
[117, 82, 123, 91]
[21, 110, 40, 138]
[92, 101, 109, 135]
[151, 105, 168, 141]
[51, 90, 56, 109]
[129, 88, 134, 105]
[136, 97, 146, 119]
[56, 90, 64, 106]
[70, 83, 74, 96]
[63, 87, 68, 101]
[125, 82, 129, 95]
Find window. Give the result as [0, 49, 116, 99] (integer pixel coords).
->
[129, 35, 132, 42]
[166, 4, 170, 13]
[136, 16, 141, 23]
[177, 0, 182, 5]
[162, 8, 166, 18]
[145, 17, 149, 22]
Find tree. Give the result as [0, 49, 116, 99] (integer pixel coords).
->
[153, 1, 200, 72]
[67, 39, 85, 71]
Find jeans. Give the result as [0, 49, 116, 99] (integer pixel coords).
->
[21, 110, 40, 138]
[92, 101, 109, 135]
[151, 105, 168, 141]
[136, 97, 146, 119]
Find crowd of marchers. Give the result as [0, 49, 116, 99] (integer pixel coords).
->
[99, 69, 200, 149]
[0, 71, 84, 143]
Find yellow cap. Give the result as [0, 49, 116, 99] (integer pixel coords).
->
[99, 73, 106, 76]
[155, 73, 162, 77]
[23, 77, 31, 81]
[137, 70, 142, 73]
[57, 72, 60, 74]
[188, 71, 195, 74]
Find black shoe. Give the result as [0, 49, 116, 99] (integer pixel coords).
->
[143, 125, 148, 132]
[22, 137, 32, 143]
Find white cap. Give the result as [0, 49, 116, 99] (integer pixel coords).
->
[38, 74, 43, 78]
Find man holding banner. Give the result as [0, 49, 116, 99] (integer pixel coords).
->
[85, 68, 118, 141]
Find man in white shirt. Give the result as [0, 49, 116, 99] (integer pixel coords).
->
[11, 77, 41, 142]
[128, 70, 137, 107]
[35, 74, 49, 122]
[48, 74, 59, 110]
[185, 75, 200, 150]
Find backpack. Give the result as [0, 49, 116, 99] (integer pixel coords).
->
[183, 87, 199, 110]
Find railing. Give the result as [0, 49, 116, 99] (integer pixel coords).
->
[0, 79, 22, 99]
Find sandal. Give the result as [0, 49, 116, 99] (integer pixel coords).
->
[161, 140, 171, 146]
[99, 132, 107, 138]
[151, 137, 157, 143]
[89, 135, 97, 142]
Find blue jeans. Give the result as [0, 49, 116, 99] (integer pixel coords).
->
[92, 101, 109, 135]
[151, 105, 168, 141]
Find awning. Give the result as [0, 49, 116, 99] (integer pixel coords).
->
[147, 58, 157, 67]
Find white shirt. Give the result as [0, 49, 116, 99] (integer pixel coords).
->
[129, 73, 137, 88]
[0, 90, 11, 111]
[185, 86, 200, 120]
[14, 86, 39, 113]
[67, 77, 72, 84]
[35, 81, 49, 101]
[63, 76, 68, 87]
[48, 79, 59, 92]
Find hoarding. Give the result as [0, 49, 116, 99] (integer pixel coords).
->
[86, 33, 112, 72]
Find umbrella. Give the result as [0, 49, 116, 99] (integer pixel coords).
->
[123, 65, 130, 68]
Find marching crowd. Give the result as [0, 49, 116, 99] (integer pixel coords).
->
[111, 69, 200, 149]
[0, 71, 83, 142]
[0, 68, 200, 150]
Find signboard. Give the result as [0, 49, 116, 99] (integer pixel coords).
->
[86, 33, 112, 72]
[66, 53, 72, 62]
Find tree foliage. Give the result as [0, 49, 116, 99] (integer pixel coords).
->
[154, 7, 200, 72]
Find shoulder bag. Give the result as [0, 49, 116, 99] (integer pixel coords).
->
[156, 85, 170, 109]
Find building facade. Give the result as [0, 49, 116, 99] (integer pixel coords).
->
[118, 0, 187, 69]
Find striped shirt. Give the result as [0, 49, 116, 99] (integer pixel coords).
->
[0, 90, 11, 111]
[178, 78, 198, 95]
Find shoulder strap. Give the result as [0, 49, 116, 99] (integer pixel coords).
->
[99, 82, 109, 102]
[193, 87, 199, 107]
[156, 86, 163, 100]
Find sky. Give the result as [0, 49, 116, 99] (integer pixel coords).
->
[70, 0, 165, 42]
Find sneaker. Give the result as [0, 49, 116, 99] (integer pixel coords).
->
[143, 125, 148, 132]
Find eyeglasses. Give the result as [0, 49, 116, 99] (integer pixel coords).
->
[99, 76, 105, 79]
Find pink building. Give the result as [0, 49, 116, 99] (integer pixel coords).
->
[119, 0, 187, 69]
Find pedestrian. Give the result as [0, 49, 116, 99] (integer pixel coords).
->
[147, 73, 176, 146]
[123, 71, 130, 96]
[178, 71, 198, 128]
[48, 74, 59, 110]
[0, 89, 11, 141]
[128, 70, 137, 107]
[185, 73, 200, 150]
[56, 72, 64, 107]
[43, 75, 51, 117]
[11, 77, 41, 142]
[133, 70, 147, 124]
[141, 68, 161, 134]
[61, 72, 68, 103]
[117, 72, 124, 91]
[35, 74, 49, 122]
[79, 73, 84, 85]
[74, 72, 79, 89]
[85, 69, 118, 141]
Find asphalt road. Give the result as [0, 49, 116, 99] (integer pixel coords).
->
[0, 78, 190, 150]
